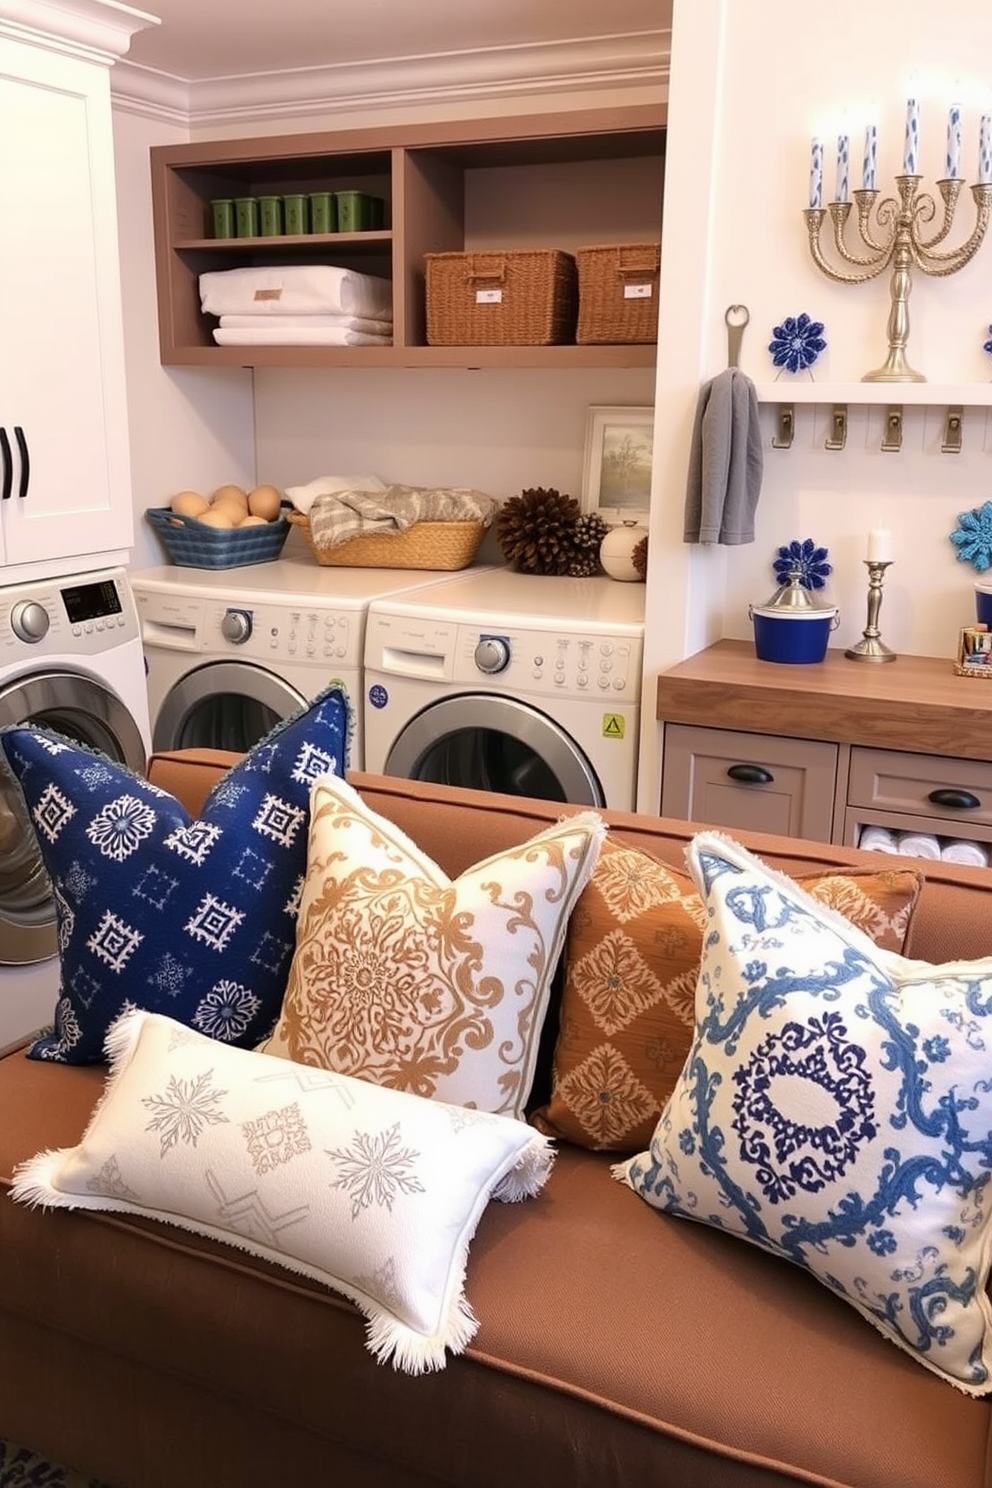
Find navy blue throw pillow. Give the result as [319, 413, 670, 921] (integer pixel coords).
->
[0, 685, 349, 1063]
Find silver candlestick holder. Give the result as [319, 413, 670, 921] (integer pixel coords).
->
[845, 560, 896, 662]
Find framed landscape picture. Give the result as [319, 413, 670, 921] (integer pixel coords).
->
[581, 405, 654, 521]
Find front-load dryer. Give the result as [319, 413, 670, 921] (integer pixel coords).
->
[133, 557, 493, 769]
[0, 565, 151, 1046]
[364, 569, 644, 810]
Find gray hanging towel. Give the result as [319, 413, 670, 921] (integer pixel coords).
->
[682, 367, 764, 545]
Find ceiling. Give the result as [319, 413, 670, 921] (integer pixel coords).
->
[123, 0, 669, 83]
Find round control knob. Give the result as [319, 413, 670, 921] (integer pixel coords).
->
[10, 600, 49, 643]
[221, 608, 253, 645]
[474, 636, 510, 674]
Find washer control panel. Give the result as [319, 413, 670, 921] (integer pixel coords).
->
[366, 612, 643, 703]
[137, 590, 363, 670]
[0, 569, 139, 658]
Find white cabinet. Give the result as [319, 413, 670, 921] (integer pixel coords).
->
[0, 2, 154, 575]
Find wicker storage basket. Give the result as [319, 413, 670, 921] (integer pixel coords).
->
[576, 242, 660, 344]
[287, 510, 486, 569]
[425, 249, 577, 346]
[146, 507, 290, 569]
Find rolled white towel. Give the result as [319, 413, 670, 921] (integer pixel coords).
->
[284, 474, 387, 516]
[940, 839, 990, 868]
[896, 831, 942, 860]
[858, 825, 899, 854]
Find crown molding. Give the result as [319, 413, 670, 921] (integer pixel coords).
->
[111, 30, 669, 127]
[0, 0, 157, 65]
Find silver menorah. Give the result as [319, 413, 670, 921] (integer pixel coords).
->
[804, 173, 992, 382]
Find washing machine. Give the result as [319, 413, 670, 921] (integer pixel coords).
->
[133, 557, 494, 769]
[0, 565, 151, 1047]
[364, 568, 644, 810]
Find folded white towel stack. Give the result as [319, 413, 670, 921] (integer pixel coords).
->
[940, 839, 990, 868]
[199, 265, 392, 320]
[213, 326, 392, 347]
[895, 831, 942, 860]
[858, 825, 899, 854]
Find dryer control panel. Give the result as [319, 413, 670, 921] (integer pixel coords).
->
[137, 590, 363, 671]
[366, 613, 643, 703]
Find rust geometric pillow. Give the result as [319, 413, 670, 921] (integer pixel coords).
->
[529, 838, 923, 1155]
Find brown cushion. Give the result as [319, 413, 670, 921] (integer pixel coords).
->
[530, 839, 922, 1153]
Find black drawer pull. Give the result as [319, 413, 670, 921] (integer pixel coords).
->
[727, 763, 774, 785]
[927, 787, 981, 811]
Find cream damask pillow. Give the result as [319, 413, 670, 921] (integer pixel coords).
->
[259, 774, 605, 1118]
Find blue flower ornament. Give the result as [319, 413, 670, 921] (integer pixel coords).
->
[772, 538, 832, 590]
[768, 313, 826, 375]
[950, 500, 992, 572]
[984, 324, 992, 358]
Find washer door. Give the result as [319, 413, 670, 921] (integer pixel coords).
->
[0, 668, 147, 967]
[153, 660, 307, 753]
[384, 694, 604, 806]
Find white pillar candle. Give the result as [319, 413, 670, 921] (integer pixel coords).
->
[945, 104, 962, 178]
[809, 137, 824, 208]
[862, 124, 877, 190]
[980, 115, 992, 184]
[903, 98, 919, 174]
[835, 134, 849, 202]
[866, 527, 893, 563]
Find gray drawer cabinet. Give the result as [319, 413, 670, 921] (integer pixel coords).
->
[843, 746, 992, 848]
[660, 724, 838, 841]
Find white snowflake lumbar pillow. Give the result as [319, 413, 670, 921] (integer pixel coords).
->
[11, 1009, 553, 1374]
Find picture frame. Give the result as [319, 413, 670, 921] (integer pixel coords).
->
[580, 405, 654, 521]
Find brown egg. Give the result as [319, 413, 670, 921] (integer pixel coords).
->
[170, 490, 209, 518]
[211, 483, 247, 506]
[211, 500, 247, 524]
[238, 513, 269, 527]
[198, 509, 236, 529]
[248, 484, 283, 521]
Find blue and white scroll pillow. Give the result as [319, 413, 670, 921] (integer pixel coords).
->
[616, 828, 992, 1394]
[0, 684, 349, 1064]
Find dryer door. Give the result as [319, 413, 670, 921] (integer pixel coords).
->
[0, 668, 147, 966]
[152, 660, 307, 753]
[383, 693, 604, 806]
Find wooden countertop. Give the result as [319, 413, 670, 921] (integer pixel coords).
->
[656, 639, 992, 761]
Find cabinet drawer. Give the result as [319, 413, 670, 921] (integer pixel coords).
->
[661, 725, 838, 842]
[848, 747, 992, 829]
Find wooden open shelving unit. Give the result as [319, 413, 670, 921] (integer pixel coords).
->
[150, 104, 666, 370]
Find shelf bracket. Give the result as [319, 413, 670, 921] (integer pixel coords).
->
[824, 404, 848, 451]
[770, 403, 794, 450]
[881, 406, 903, 452]
[942, 405, 964, 453]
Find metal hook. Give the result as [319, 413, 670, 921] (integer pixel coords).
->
[725, 304, 750, 369]
[942, 406, 963, 453]
[770, 404, 795, 450]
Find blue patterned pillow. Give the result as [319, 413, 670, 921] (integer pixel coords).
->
[616, 830, 992, 1395]
[0, 686, 349, 1064]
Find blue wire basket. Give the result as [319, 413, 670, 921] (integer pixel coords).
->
[146, 507, 290, 569]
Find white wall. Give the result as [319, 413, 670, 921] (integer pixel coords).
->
[112, 106, 256, 571]
[639, 0, 992, 811]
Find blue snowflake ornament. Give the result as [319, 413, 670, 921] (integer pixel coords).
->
[768, 313, 827, 375]
[772, 538, 832, 590]
[984, 324, 992, 357]
[950, 501, 992, 572]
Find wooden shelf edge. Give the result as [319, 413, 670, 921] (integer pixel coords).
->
[159, 343, 658, 369]
[754, 380, 992, 407]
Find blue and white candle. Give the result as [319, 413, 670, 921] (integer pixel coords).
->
[862, 123, 877, 190]
[809, 137, 824, 208]
[835, 134, 849, 202]
[903, 97, 919, 174]
[945, 104, 962, 179]
[980, 115, 992, 184]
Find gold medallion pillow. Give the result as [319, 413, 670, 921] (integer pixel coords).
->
[259, 775, 605, 1118]
[529, 837, 922, 1154]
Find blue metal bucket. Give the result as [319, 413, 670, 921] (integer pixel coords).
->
[750, 605, 838, 664]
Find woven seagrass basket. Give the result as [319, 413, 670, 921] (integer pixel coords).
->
[576, 242, 660, 345]
[425, 249, 577, 346]
[287, 511, 486, 569]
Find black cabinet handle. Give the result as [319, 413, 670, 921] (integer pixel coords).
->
[928, 787, 981, 811]
[13, 427, 29, 500]
[727, 763, 774, 785]
[0, 429, 11, 502]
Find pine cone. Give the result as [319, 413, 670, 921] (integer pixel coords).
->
[496, 487, 580, 575]
[632, 533, 648, 581]
[572, 511, 609, 556]
[566, 551, 602, 577]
